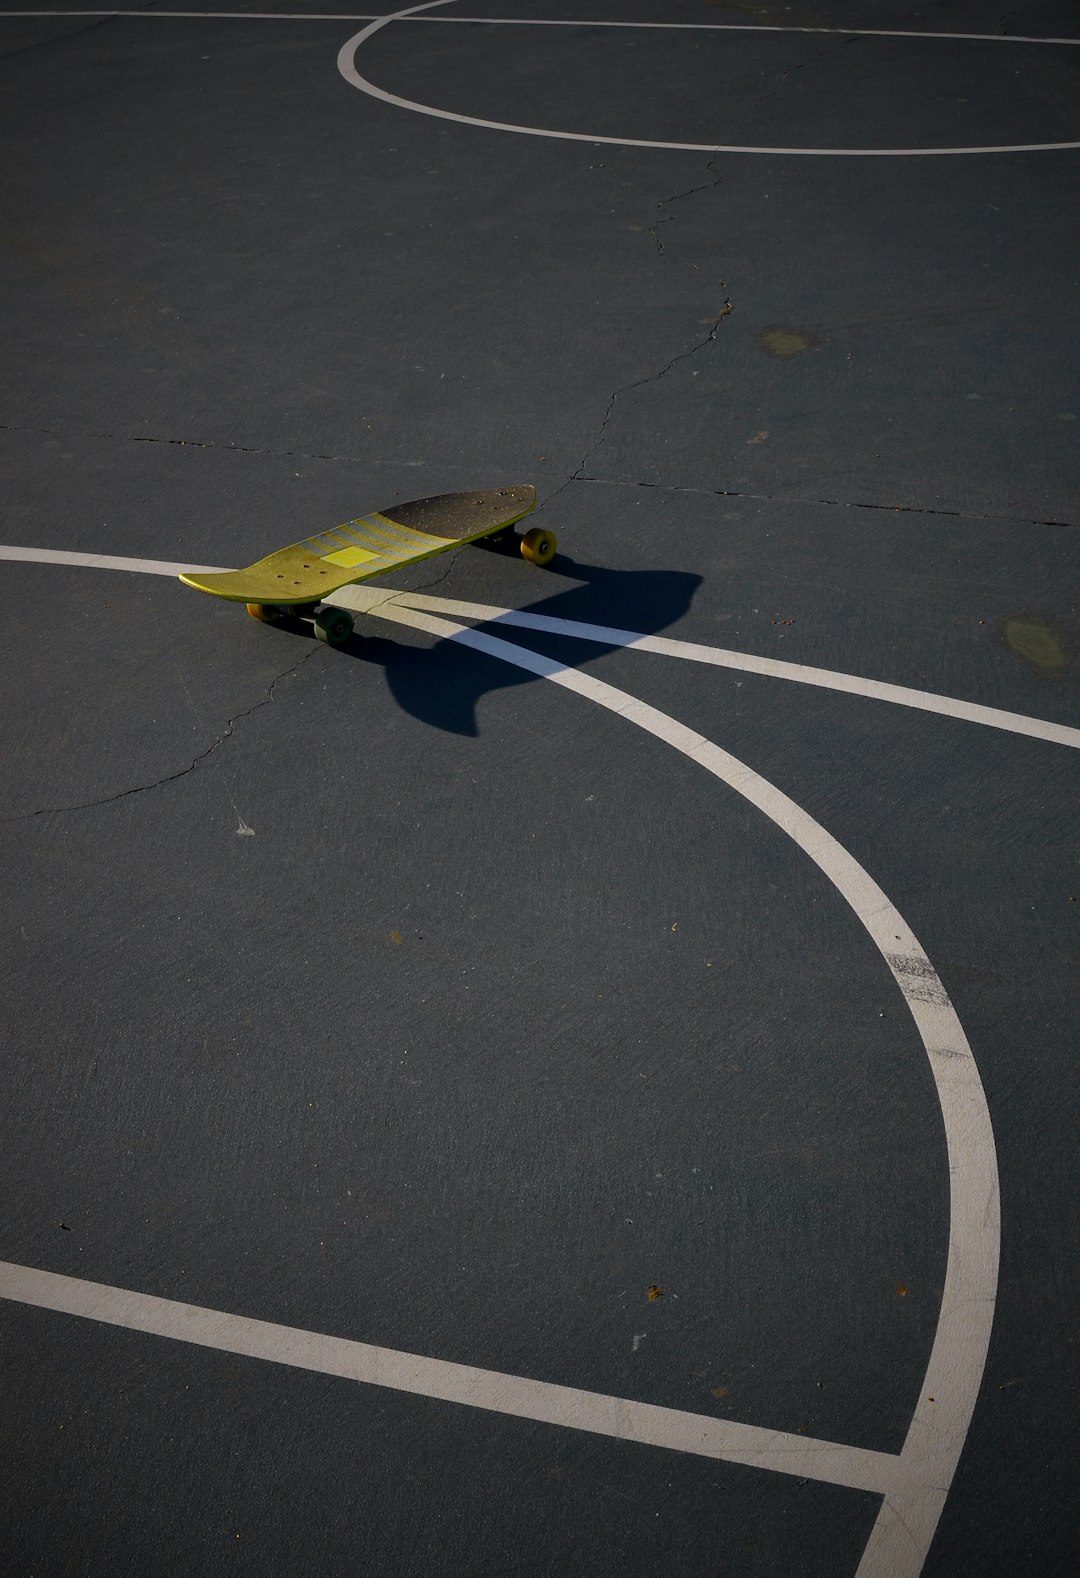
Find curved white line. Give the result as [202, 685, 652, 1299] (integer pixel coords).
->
[3, 545, 1076, 752]
[364, 596, 1000, 1578]
[337, 1, 1080, 158]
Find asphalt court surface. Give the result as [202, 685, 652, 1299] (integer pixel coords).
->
[1, 3, 1078, 1575]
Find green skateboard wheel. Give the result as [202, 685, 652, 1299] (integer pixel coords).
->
[314, 607, 355, 646]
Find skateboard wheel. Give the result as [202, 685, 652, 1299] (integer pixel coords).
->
[520, 527, 557, 566]
[476, 527, 516, 554]
[314, 607, 354, 646]
[246, 603, 284, 622]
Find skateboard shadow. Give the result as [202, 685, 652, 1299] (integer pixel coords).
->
[340, 556, 703, 736]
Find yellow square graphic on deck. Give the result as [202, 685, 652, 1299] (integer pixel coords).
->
[322, 545, 381, 569]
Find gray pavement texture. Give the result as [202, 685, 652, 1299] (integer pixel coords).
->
[1, 3, 1078, 1577]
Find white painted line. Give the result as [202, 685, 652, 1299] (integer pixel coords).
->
[0, 9, 383, 16]
[0, 545, 225, 578]
[4, 544, 1076, 753]
[0, 1259, 900, 1495]
[332, 585, 1080, 753]
[6, 8, 1075, 153]
[8, 12, 1080, 45]
[356, 596, 1000, 1578]
[337, 0, 1080, 157]
[1, 548, 1002, 1575]
[437, 16, 1080, 46]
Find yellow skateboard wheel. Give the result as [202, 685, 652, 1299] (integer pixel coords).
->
[520, 527, 557, 565]
[246, 603, 284, 622]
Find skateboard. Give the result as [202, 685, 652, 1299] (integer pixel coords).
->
[178, 485, 554, 645]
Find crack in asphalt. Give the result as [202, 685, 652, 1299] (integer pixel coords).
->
[581, 300, 733, 468]
[0, 420, 371, 469]
[0, 13, 117, 66]
[570, 473, 1079, 531]
[544, 159, 733, 513]
[647, 169, 723, 257]
[998, 6, 1030, 36]
[5, 415, 1072, 532]
[737, 30, 861, 126]
[540, 306, 733, 514]
[533, 138, 1075, 533]
[0, 0, 174, 65]
[8, 646, 320, 823]
[647, 213, 674, 257]
[407, 546, 466, 594]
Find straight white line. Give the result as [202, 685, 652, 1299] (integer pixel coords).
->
[0, 9, 376, 18]
[435, 16, 1079, 46]
[358, 597, 1000, 1578]
[0, 8, 378, 15]
[0, 8, 348, 16]
[337, 2, 1080, 157]
[3, 544, 1076, 752]
[333, 585, 1080, 753]
[7, 12, 1079, 45]
[0, 1259, 899, 1495]
[0, 545, 225, 578]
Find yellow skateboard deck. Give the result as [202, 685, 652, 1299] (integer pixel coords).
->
[179, 486, 554, 645]
[179, 486, 548, 611]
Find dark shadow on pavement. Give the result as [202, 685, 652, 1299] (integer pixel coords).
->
[338, 554, 702, 735]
